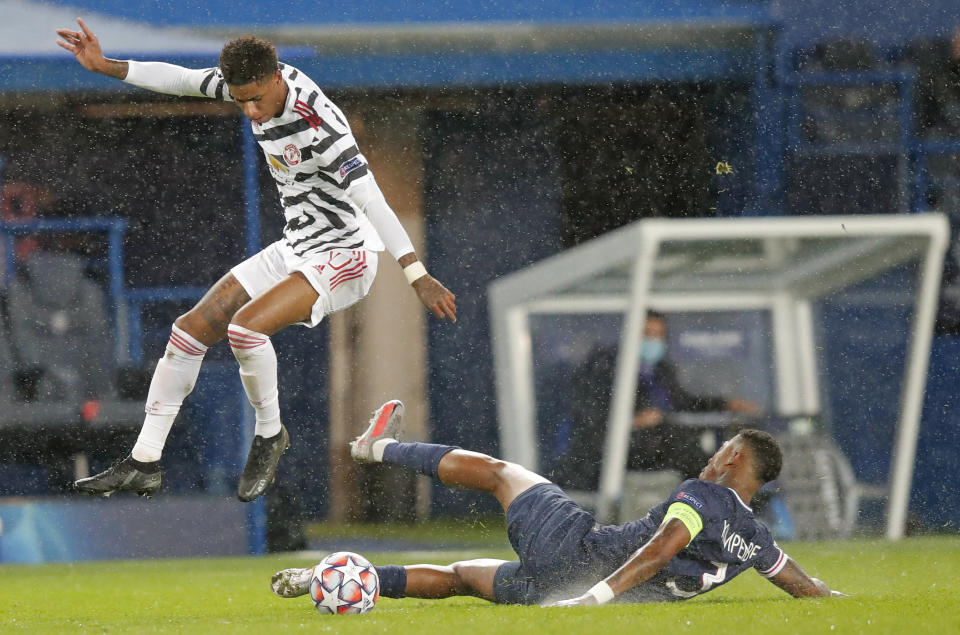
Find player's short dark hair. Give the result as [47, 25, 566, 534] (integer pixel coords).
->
[219, 36, 278, 85]
[737, 429, 782, 483]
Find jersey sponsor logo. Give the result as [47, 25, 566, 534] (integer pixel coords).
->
[721, 520, 762, 561]
[339, 156, 364, 178]
[268, 154, 288, 172]
[267, 154, 296, 186]
[284, 143, 302, 165]
[676, 491, 705, 510]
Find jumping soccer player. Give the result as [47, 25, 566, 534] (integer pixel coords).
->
[56, 20, 457, 502]
[273, 403, 844, 605]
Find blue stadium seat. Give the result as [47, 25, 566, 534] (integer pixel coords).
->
[6, 250, 115, 402]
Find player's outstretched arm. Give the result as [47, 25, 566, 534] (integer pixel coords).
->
[768, 557, 846, 598]
[546, 518, 690, 607]
[56, 18, 127, 79]
[57, 17, 223, 99]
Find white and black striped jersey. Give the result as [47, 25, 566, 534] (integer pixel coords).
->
[123, 60, 399, 258]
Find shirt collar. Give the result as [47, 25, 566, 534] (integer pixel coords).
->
[727, 487, 753, 512]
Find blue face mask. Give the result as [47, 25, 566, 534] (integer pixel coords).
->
[640, 337, 666, 366]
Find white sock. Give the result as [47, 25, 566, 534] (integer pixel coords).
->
[371, 438, 398, 462]
[132, 325, 208, 462]
[228, 324, 282, 439]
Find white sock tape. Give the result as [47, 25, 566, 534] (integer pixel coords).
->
[586, 581, 615, 605]
[403, 261, 428, 285]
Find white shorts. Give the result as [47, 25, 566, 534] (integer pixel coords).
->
[231, 240, 379, 328]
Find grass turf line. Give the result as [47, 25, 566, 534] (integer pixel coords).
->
[0, 536, 957, 633]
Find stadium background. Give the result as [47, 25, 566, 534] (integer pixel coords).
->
[1, 0, 960, 559]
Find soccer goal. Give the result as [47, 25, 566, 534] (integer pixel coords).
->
[488, 214, 949, 540]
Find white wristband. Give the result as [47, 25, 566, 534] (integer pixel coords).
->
[586, 581, 615, 605]
[403, 261, 428, 285]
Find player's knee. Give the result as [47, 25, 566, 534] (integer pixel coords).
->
[480, 456, 536, 501]
[448, 559, 499, 600]
[229, 303, 255, 328]
[449, 561, 482, 595]
[173, 313, 207, 339]
[449, 560, 468, 583]
[175, 307, 234, 344]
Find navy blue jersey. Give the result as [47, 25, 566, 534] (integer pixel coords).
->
[498, 480, 787, 605]
[588, 479, 786, 602]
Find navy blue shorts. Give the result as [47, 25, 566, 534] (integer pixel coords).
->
[492, 483, 599, 605]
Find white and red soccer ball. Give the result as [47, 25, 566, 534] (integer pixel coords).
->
[309, 551, 380, 614]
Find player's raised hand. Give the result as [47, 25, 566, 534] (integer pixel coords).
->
[412, 275, 457, 322]
[56, 18, 109, 73]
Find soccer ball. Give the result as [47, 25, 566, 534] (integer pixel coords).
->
[309, 551, 380, 614]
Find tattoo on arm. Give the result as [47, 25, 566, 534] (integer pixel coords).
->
[195, 276, 250, 339]
[101, 59, 129, 80]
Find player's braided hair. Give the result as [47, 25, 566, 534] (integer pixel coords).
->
[738, 429, 782, 483]
[219, 36, 278, 85]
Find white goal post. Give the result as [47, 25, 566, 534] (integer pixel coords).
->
[488, 214, 950, 540]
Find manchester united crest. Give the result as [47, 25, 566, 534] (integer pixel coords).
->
[284, 143, 302, 166]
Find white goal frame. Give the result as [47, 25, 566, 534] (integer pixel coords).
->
[488, 214, 949, 540]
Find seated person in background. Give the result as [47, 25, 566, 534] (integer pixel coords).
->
[556, 312, 759, 490]
[7, 246, 114, 402]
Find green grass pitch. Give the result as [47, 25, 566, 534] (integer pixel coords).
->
[1, 536, 958, 633]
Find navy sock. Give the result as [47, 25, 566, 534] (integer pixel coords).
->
[375, 565, 407, 598]
[381, 442, 458, 479]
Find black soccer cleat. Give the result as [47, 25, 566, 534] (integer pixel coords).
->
[73, 456, 162, 498]
[237, 424, 290, 502]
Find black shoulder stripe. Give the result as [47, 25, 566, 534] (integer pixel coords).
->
[324, 103, 346, 128]
[199, 69, 217, 95]
[214, 79, 225, 101]
[288, 68, 298, 80]
[318, 116, 344, 139]
[306, 90, 319, 107]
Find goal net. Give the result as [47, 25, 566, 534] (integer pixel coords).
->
[488, 214, 949, 539]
